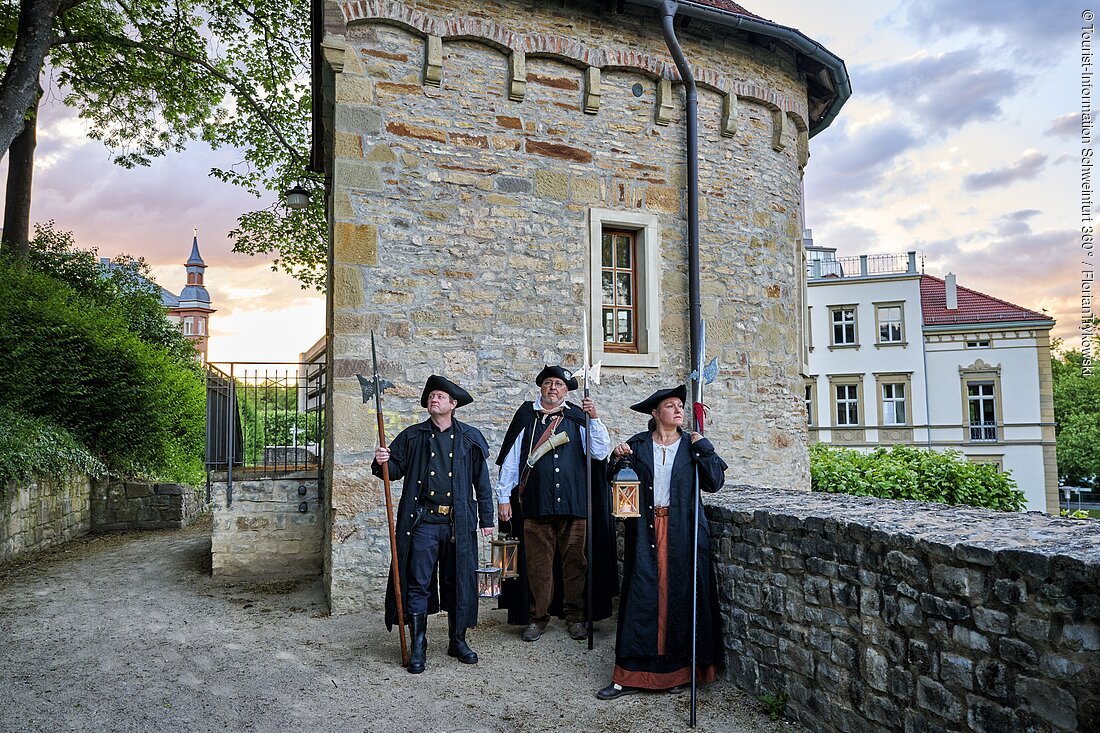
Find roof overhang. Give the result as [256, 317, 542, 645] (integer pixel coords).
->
[923, 320, 1056, 333]
[625, 0, 850, 136]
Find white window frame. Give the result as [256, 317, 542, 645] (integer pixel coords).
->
[804, 377, 818, 427]
[880, 378, 906, 424]
[828, 375, 863, 427]
[829, 305, 858, 348]
[874, 302, 905, 346]
[589, 208, 661, 368]
[183, 317, 194, 336]
[960, 362, 1002, 444]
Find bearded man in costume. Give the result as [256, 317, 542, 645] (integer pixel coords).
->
[495, 365, 617, 642]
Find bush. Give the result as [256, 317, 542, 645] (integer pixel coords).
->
[809, 443, 1026, 512]
[0, 262, 205, 483]
[0, 407, 106, 483]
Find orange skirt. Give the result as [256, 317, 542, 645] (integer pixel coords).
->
[612, 512, 716, 690]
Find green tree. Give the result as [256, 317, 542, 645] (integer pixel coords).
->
[27, 221, 197, 361]
[0, 0, 325, 287]
[1052, 346, 1100, 487]
[0, 252, 205, 483]
[237, 379, 322, 465]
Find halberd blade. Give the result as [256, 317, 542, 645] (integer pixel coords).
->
[356, 373, 394, 404]
[702, 356, 719, 385]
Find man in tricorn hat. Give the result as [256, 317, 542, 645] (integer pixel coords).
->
[495, 365, 617, 642]
[373, 375, 495, 674]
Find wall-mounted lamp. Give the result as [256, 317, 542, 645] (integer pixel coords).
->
[283, 183, 311, 211]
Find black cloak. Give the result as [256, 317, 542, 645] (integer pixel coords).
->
[612, 429, 726, 667]
[494, 400, 617, 625]
[372, 418, 495, 631]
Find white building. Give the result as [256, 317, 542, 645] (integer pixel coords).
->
[804, 234, 1057, 513]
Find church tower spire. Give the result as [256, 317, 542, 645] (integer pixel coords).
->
[174, 229, 215, 360]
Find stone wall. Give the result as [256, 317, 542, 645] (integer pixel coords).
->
[709, 488, 1100, 733]
[322, 0, 815, 613]
[1, 474, 91, 562]
[211, 471, 324, 579]
[91, 480, 204, 531]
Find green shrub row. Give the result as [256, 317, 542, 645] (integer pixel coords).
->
[0, 260, 205, 485]
[809, 443, 1026, 512]
[0, 406, 106, 483]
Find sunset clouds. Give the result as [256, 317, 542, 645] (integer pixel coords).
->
[1, 0, 1081, 358]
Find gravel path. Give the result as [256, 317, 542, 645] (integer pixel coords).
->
[0, 519, 804, 733]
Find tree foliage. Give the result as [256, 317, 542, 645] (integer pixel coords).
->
[237, 378, 322, 465]
[0, 228, 206, 483]
[0, 0, 325, 287]
[1052, 345, 1100, 488]
[809, 443, 1025, 512]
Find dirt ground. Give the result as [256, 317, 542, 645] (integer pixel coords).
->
[0, 519, 805, 733]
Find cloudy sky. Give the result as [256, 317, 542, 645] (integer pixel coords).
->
[1, 0, 1082, 362]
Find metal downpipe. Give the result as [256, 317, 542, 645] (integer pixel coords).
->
[659, 0, 703, 413]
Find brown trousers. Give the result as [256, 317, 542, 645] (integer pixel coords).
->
[524, 516, 587, 625]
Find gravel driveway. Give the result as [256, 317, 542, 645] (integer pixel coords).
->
[0, 518, 804, 733]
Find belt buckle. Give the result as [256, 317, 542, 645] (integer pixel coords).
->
[438, 505, 451, 515]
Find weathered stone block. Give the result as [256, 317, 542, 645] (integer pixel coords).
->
[334, 223, 379, 266]
[534, 170, 569, 199]
[335, 105, 381, 135]
[336, 161, 384, 191]
[916, 677, 963, 722]
[1017, 676, 1077, 730]
[332, 267, 366, 308]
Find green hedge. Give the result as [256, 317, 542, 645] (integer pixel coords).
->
[0, 406, 106, 483]
[0, 262, 205, 484]
[809, 443, 1025, 512]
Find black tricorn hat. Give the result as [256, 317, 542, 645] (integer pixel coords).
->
[421, 375, 473, 408]
[630, 385, 687, 414]
[535, 364, 578, 391]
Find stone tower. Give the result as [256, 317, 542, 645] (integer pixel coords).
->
[312, 0, 849, 612]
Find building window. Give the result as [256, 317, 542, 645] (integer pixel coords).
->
[874, 373, 914, 430]
[188, 273, 196, 284]
[588, 208, 661, 368]
[875, 303, 904, 345]
[835, 383, 859, 425]
[960, 361, 1002, 444]
[882, 383, 907, 425]
[183, 317, 194, 336]
[968, 382, 997, 441]
[829, 306, 858, 347]
[967, 454, 1004, 472]
[198, 317, 206, 336]
[804, 378, 818, 427]
[966, 339, 991, 348]
[601, 230, 638, 352]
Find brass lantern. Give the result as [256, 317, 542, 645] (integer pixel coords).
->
[611, 456, 641, 518]
[476, 567, 502, 598]
[491, 533, 520, 579]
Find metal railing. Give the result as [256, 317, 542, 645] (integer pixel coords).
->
[807, 251, 917, 279]
[969, 422, 998, 442]
[205, 358, 326, 504]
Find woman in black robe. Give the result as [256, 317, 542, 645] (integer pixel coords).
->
[597, 386, 727, 699]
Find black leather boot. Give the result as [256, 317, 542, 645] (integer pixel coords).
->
[407, 613, 427, 674]
[446, 613, 478, 664]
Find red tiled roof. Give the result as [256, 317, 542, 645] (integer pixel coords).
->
[920, 275, 1053, 327]
[690, 0, 766, 21]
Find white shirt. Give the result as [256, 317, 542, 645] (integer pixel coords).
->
[651, 437, 682, 507]
[496, 396, 611, 503]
